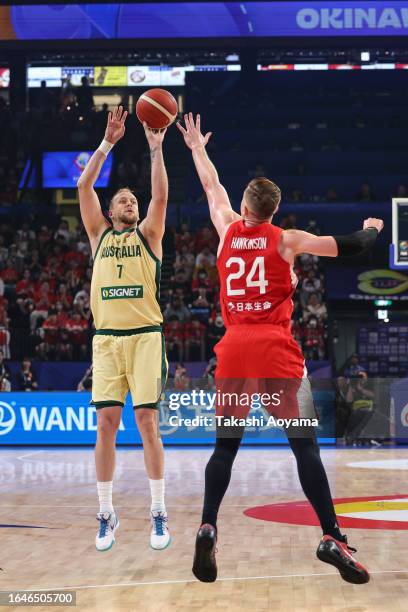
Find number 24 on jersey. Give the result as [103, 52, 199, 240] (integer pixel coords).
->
[226, 256, 268, 296]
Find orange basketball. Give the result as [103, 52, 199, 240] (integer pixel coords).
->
[136, 88, 178, 129]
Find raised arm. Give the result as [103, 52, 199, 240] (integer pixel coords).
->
[279, 218, 384, 263]
[138, 123, 168, 259]
[77, 106, 127, 253]
[177, 113, 240, 239]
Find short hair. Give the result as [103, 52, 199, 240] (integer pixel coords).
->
[109, 187, 137, 210]
[244, 177, 281, 219]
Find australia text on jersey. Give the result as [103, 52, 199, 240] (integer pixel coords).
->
[100, 244, 142, 259]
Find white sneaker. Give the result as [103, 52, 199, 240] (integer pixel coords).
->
[95, 511, 119, 552]
[150, 510, 171, 550]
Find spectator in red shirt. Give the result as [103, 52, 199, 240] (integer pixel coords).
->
[55, 301, 69, 327]
[170, 268, 191, 297]
[195, 225, 218, 252]
[45, 251, 65, 275]
[37, 311, 60, 360]
[65, 261, 83, 293]
[67, 312, 88, 359]
[164, 319, 184, 361]
[64, 240, 86, 267]
[184, 317, 206, 361]
[1, 258, 19, 286]
[175, 222, 196, 251]
[303, 316, 327, 360]
[55, 282, 73, 310]
[30, 281, 55, 331]
[191, 269, 215, 294]
[16, 269, 35, 299]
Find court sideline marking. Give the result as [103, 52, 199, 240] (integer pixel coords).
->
[15, 569, 408, 592]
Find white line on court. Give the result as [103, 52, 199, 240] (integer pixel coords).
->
[0, 503, 250, 508]
[16, 569, 408, 592]
[16, 451, 43, 461]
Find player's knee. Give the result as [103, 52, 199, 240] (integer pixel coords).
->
[135, 409, 159, 440]
[210, 437, 242, 467]
[97, 411, 121, 437]
[289, 436, 320, 461]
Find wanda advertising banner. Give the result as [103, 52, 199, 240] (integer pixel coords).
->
[0, 388, 336, 445]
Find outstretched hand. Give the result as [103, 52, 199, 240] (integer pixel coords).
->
[176, 113, 212, 150]
[143, 122, 167, 148]
[105, 105, 128, 144]
[363, 218, 384, 233]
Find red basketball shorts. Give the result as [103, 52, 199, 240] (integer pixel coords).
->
[214, 324, 310, 420]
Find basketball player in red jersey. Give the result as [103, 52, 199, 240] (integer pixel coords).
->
[177, 113, 383, 584]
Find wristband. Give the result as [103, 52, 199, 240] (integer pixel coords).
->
[98, 139, 114, 156]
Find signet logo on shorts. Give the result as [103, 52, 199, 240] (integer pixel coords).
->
[101, 285, 144, 300]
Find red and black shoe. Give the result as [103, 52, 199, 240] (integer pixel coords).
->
[192, 523, 217, 583]
[316, 535, 370, 584]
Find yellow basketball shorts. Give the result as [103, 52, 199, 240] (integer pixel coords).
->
[91, 326, 168, 410]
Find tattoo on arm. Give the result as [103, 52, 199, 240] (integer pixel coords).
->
[150, 147, 157, 162]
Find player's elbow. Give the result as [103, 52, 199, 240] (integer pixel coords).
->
[203, 177, 220, 196]
[77, 178, 92, 191]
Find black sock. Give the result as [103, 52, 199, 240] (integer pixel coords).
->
[287, 433, 342, 540]
[201, 434, 242, 527]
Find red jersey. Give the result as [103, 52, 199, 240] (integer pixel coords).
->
[217, 220, 297, 328]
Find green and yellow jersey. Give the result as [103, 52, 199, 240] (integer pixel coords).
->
[90, 226, 162, 332]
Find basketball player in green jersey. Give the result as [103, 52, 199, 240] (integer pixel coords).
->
[78, 106, 170, 551]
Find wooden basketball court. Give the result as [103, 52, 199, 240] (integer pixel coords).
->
[1, 446, 408, 611]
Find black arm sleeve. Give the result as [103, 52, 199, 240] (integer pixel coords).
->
[334, 227, 378, 257]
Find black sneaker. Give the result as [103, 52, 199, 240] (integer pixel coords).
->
[192, 523, 217, 582]
[316, 535, 370, 584]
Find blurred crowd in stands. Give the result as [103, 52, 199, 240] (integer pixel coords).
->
[1, 72, 408, 210]
[0, 218, 93, 361]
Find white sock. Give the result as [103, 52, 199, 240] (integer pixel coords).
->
[97, 481, 114, 514]
[149, 478, 166, 513]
